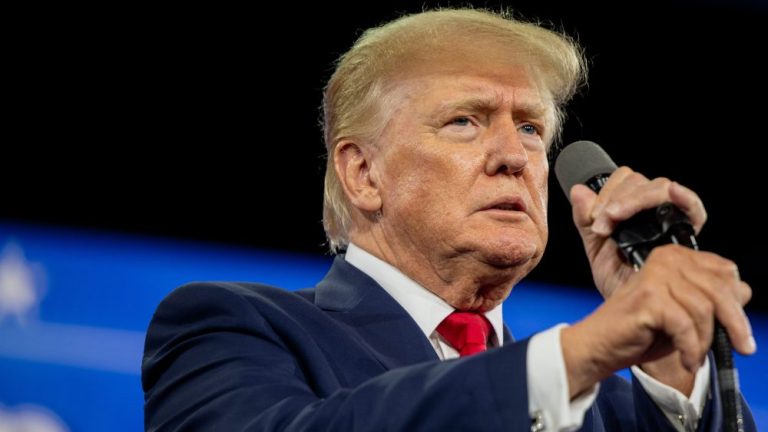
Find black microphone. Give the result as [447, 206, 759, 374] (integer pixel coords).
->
[554, 140, 744, 432]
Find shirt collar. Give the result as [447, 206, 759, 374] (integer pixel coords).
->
[345, 243, 505, 345]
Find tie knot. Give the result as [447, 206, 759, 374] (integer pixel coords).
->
[436, 311, 493, 357]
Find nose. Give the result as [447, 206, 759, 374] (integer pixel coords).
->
[484, 121, 528, 176]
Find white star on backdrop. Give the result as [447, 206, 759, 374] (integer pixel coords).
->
[0, 242, 46, 325]
[0, 404, 69, 432]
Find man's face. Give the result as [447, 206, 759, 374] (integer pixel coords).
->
[371, 60, 552, 278]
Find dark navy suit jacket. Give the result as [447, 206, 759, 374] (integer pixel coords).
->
[142, 255, 756, 431]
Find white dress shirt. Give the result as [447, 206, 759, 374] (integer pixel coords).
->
[345, 243, 709, 431]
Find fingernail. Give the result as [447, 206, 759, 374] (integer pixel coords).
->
[605, 203, 621, 217]
[590, 203, 604, 221]
[747, 335, 757, 354]
[592, 218, 611, 236]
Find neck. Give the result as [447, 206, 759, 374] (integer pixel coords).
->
[350, 231, 523, 312]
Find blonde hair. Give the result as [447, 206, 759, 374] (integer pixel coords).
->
[321, 8, 587, 253]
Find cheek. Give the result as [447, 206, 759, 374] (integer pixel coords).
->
[391, 142, 461, 182]
[528, 158, 549, 200]
[529, 159, 550, 223]
[380, 155, 432, 208]
[382, 148, 473, 217]
[390, 162, 454, 208]
[537, 181, 549, 219]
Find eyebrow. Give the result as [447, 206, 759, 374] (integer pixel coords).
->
[434, 96, 503, 116]
[433, 93, 551, 120]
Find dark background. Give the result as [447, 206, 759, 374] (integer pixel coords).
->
[5, 1, 767, 311]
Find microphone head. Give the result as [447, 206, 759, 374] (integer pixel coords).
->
[554, 140, 618, 202]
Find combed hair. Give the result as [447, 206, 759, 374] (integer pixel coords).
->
[321, 8, 587, 253]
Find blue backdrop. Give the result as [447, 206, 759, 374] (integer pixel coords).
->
[0, 222, 765, 431]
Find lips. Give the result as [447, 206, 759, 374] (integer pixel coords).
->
[482, 197, 527, 213]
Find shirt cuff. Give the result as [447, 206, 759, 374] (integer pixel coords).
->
[631, 356, 710, 431]
[527, 324, 599, 432]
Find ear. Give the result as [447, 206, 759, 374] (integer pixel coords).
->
[333, 140, 382, 213]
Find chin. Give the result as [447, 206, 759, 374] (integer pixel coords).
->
[478, 234, 542, 269]
[452, 294, 507, 312]
[483, 249, 537, 269]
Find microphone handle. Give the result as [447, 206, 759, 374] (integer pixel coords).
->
[713, 322, 745, 432]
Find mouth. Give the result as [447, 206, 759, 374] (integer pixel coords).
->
[482, 197, 527, 213]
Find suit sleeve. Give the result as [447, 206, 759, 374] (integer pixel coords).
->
[630, 354, 757, 432]
[142, 283, 532, 432]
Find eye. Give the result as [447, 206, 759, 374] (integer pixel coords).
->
[439, 115, 481, 141]
[448, 116, 472, 127]
[519, 123, 539, 135]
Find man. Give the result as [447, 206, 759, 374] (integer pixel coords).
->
[142, 8, 756, 431]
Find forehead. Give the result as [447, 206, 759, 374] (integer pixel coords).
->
[409, 71, 542, 102]
[384, 40, 552, 106]
[385, 62, 553, 120]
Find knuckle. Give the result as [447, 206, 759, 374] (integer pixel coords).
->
[636, 283, 656, 301]
[695, 250, 730, 272]
[715, 260, 742, 288]
[698, 300, 714, 317]
[652, 176, 672, 188]
[677, 317, 695, 335]
[723, 261, 739, 277]
[740, 282, 753, 303]
[694, 195, 707, 215]
[647, 243, 684, 262]
[631, 276, 659, 303]
[645, 247, 665, 263]
[635, 264, 666, 289]
[700, 208, 708, 225]
[626, 172, 648, 184]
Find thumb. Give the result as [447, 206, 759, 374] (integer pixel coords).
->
[570, 184, 598, 229]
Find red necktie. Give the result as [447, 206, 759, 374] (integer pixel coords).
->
[436, 311, 493, 357]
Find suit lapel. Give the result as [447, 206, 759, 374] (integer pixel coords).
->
[315, 256, 439, 370]
[502, 325, 515, 344]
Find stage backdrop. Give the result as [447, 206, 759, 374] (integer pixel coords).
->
[1, 221, 765, 431]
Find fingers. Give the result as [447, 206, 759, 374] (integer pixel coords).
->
[662, 300, 704, 372]
[589, 167, 708, 236]
[570, 184, 598, 229]
[590, 167, 648, 235]
[669, 181, 707, 234]
[647, 246, 756, 357]
[673, 250, 755, 354]
[667, 285, 714, 370]
[722, 299, 756, 355]
[564, 244, 754, 392]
